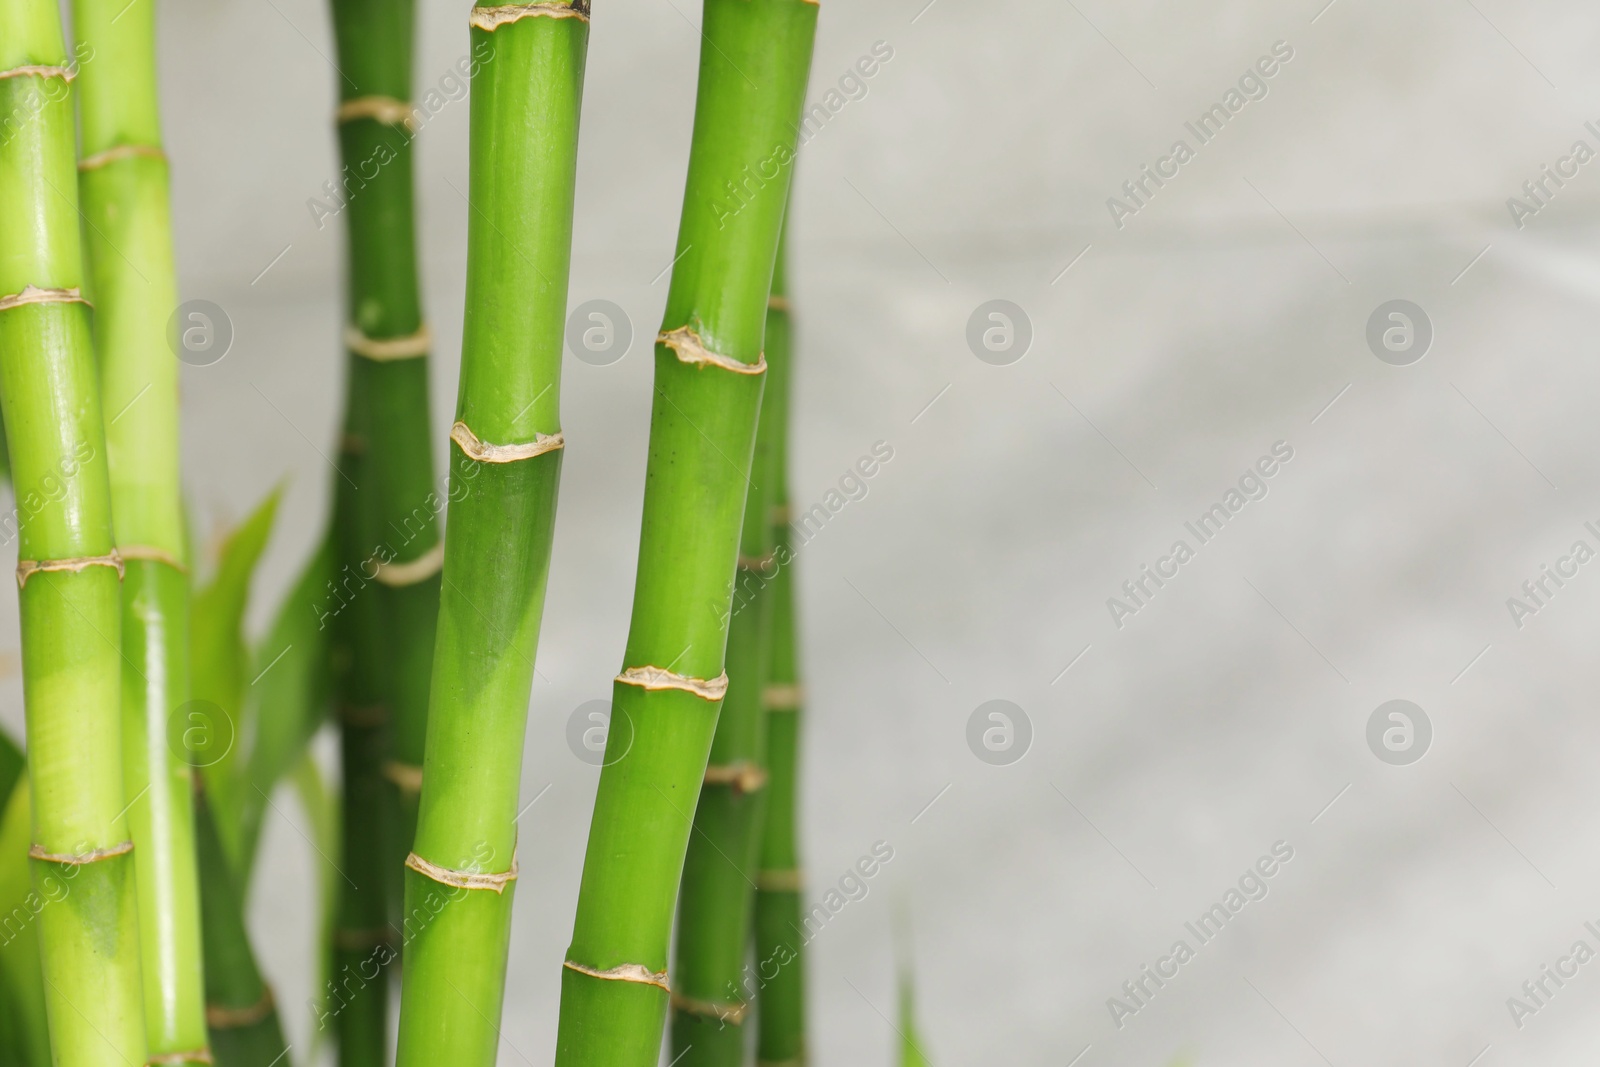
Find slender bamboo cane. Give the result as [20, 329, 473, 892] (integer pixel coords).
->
[668, 234, 790, 1065]
[0, 5, 147, 1063]
[69, 0, 209, 1057]
[752, 231, 807, 1066]
[0, 773, 49, 1067]
[393, 5, 586, 1064]
[555, 3, 815, 1062]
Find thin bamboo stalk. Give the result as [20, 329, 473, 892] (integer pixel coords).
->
[554, 3, 816, 1062]
[69, 0, 208, 1057]
[393, 5, 587, 1064]
[752, 231, 807, 1065]
[0, 5, 147, 1063]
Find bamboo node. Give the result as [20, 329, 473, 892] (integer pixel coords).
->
[756, 867, 803, 892]
[28, 840, 134, 865]
[16, 550, 124, 589]
[381, 760, 424, 795]
[205, 985, 274, 1030]
[563, 960, 670, 992]
[769, 503, 792, 525]
[469, 0, 590, 30]
[703, 761, 768, 794]
[450, 420, 564, 464]
[737, 551, 776, 573]
[762, 683, 804, 711]
[406, 851, 518, 894]
[79, 143, 167, 171]
[338, 703, 388, 728]
[336, 95, 415, 130]
[119, 544, 188, 572]
[146, 1049, 214, 1066]
[345, 323, 431, 361]
[767, 295, 791, 312]
[670, 990, 748, 1025]
[615, 665, 728, 702]
[333, 925, 394, 951]
[0, 286, 90, 314]
[657, 326, 766, 375]
[374, 541, 444, 587]
[0, 64, 76, 82]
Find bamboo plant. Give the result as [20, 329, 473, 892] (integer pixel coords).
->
[323, 0, 443, 1057]
[394, 4, 587, 1064]
[753, 231, 807, 1066]
[69, 0, 211, 1057]
[0, 3, 148, 1062]
[555, 2, 816, 1062]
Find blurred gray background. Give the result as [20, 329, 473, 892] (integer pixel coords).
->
[9, 0, 1600, 1063]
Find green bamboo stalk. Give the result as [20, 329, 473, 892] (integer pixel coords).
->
[555, 3, 815, 1062]
[0, 772, 49, 1067]
[752, 231, 807, 1067]
[194, 787, 289, 1067]
[0, 4, 147, 1064]
[668, 235, 792, 1065]
[69, 0, 209, 1056]
[393, 5, 587, 1064]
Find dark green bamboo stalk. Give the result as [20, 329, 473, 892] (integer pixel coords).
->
[753, 232, 807, 1067]
[555, 3, 815, 1063]
[0, 7, 147, 1064]
[70, 0, 209, 1057]
[393, 5, 586, 1064]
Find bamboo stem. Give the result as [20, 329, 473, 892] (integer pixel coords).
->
[555, 3, 816, 1063]
[393, 5, 587, 1064]
[0, 6, 147, 1063]
[69, 0, 208, 1056]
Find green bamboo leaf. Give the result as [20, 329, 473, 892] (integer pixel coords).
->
[291, 753, 339, 1064]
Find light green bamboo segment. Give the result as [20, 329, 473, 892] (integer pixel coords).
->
[0, 7, 147, 1066]
[393, 6, 587, 1067]
[70, 0, 208, 1058]
[556, 3, 816, 1064]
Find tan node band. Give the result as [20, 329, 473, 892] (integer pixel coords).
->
[382, 760, 423, 795]
[333, 926, 393, 951]
[339, 703, 388, 728]
[79, 143, 166, 171]
[345, 323, 431, 361]
[615, 665, 728, 702]
[375, 541, 444, 587]
[670, 991, 748, 1025]
[757, 1059, 805, 1067]
[769, 503, 792, 525]
[470, 1, 590, 30]
[451, 420, 564, 464]
[756, 868, 802, 892]
[763, 683, 803, 711]
[29, 840, 134, 865]
[340, 432, 367, 456]
[737, 552, 775, 572]
[406, 851, 517, 894]
[120, 544, 188, 572]
[17, 551, 124, 589]
[0, 286, 90, 314]
[703, 761, 768, 794]
[337, 95, 415, 129]
[206, 985, 273, 1030]
[767, 295, 791, 312]
[657, 326, 766, 375]
[563, 960, 670, 992]
[147, 1049, 215, 1066]
[0, 65, 76, 81]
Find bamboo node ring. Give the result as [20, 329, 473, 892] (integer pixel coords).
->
[767, 295, 791, 312]
[381, 760, 424, 795]
[0, 286, 90, 314]
[16, 551, 124, 588]
[0, 64, 76, 82]
[29, 840, 134, 865]
[119, 544, 188, 572]
[762, 683, 803, 711]
[345, 323, 431, 361]
[755, 867, 803, 892]
[338, 703, 388, 728]
[470, 0, 590, 30]
[79, 144, 166, 171]
[450, 420, 564, 463]
[737, 551, 775, 573]
[205, 985, 274, 1030]
[374, 541, 444, 587]
[146, 1049, 215, 1066]
[405, 851, 518, 894]
[336, 95, 415, 130]
[657, 326, 766, 375]
[615, 665, 728, 702]
[703, 761, 768, 794]
[563, 960, 670, 992]
[670, 990, 748, 1024]
[333, 926, 394, 952]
